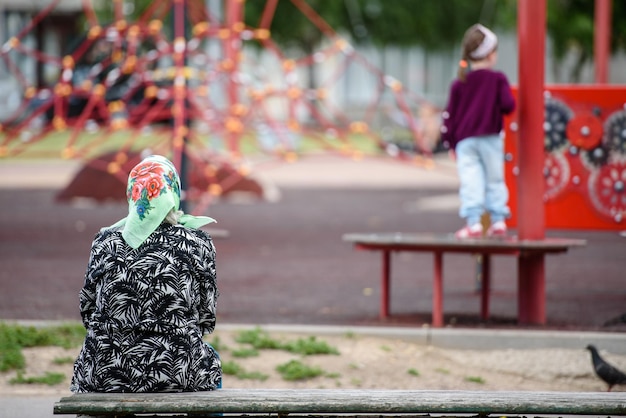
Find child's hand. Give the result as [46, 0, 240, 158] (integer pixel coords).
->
[448, 149, 456, 161]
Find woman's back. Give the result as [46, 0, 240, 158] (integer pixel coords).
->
[71, 155, 221, 393]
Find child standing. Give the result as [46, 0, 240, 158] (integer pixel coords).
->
[441, 24, 516, 239]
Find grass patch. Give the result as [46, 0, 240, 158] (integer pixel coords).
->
[1, 124, 385, 161]
[221, 360, 244, 376]
[236, 370, 269, 381]
[283, 336, 339, 355]
[407, 368, 420, 376]
[10, 371, 65, 386]
[221, 360, 268, 381]
[234, 328, 283, 350]
[52, 356, 75, 365]
[435, 368, 450, 374]
[0, 322, 85, 372]
[206, 335, 227, 353]
[234, 328, 339, 355]
[464, 376, 485, 384]
[231, 347, 259, 358]
[0, 129, 160, 160]
[1, 322, 85, 349]
[276, 360, 325, 381]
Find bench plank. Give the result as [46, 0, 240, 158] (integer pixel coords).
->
[54, 389, 626, 416]
[342, 232, 587, 254]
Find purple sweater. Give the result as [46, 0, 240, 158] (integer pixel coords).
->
[440, 69, 515, 150]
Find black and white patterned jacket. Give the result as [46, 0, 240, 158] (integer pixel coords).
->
[70, 223, 221, 393]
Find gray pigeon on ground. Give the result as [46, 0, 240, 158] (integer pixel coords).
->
[586, 344, 626, 391]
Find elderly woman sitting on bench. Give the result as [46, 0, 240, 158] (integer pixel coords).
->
[70, 155, 222, 393]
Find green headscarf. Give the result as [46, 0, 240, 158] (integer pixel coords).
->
[109, 155, 216, 249]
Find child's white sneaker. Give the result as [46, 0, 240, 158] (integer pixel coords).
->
[455, 223, 483, 239]
[487, 220, 507, 237]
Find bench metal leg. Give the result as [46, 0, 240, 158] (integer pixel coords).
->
[432, 251, 443, 327]
[380, 250, 390, 318]
[518, 253, 546, 324]
[480, 253, 491, 320]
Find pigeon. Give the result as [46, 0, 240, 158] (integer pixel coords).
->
[586, 344, 626, 391]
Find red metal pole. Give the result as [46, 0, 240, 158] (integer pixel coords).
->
[594, 0, 612, 83]
[432, 252, 443, 327]
[517, 0, 546, 325]
[225, 0, 244, 156]
[480, 254, 491, 320]
[260, 0, 279, 29]
[517, 0, 546, 239]
[518, 253, 546, 324]
[171, 0, 186, 178]
[381, 251, 390, 319]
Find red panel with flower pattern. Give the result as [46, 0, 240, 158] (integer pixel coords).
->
[504, 85, 626, 230]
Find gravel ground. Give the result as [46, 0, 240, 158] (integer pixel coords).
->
[2, 328, 625, 396]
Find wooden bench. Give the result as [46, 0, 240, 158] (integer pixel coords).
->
[343, 232, 586, 327]
[54, 389, 626, 416]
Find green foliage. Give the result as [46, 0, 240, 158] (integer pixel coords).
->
[244, 0, 517, 53]
[243, 0, 625, 83]
[0, 322, 85, 372]
[90, 0, 155, 25]
[356, 0, 488, 49]
[276, 359, 325, 381]
[245, 0, 348, 55]
[407, 368, 420, 377]
[546, 0, 626, 81]
[10, 371, 66, 386]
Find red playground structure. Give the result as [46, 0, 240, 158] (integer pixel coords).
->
[505, 84, 626, 230]
[511, 0, 621, 325]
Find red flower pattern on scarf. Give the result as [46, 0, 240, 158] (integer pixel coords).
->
[128, 162, 166, 202]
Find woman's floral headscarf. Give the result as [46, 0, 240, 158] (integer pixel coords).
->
[110, 155, 215, 249]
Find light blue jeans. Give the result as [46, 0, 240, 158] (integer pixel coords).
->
[455, 134, 510, 226]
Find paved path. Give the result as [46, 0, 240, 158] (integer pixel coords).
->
[1, 396, 59, 418]
[1, 154, 625, 330]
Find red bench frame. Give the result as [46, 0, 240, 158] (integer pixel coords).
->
[344, 233, 586, 327]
